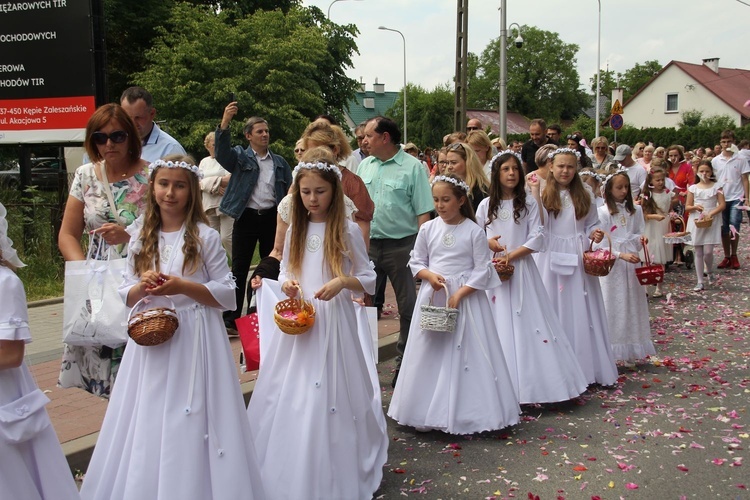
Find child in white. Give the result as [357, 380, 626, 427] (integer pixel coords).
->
[597, 173, 655, 362]
[247, 148, 388, 500]
[388, 174, 520, 433]
[0, 203, 79, 500]
[685, 160, 726, 291]
[639, 167, 676, 297]
[477, 152, 588, 404]
[536, 148, 618, 386]
[81, 156, 265, 500]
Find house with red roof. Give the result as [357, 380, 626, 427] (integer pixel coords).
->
[621, 58, 750, 129]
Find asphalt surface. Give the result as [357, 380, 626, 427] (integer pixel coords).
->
[373, 253, 750, 499]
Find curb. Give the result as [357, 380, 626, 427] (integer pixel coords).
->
[28, 296, 64, 308]
[64, 332, 400, 472]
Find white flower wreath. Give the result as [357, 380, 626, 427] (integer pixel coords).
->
[148, 159, 204, 180]
[547, 147, 581, 160]
[293, 161, 342, 180]
[431, 175, 470, 193]
[489, 149, 522, 165]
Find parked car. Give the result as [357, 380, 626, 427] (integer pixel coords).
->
[0, 157, 67, 190]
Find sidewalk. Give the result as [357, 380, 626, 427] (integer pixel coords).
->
[26, 285, 403, 471]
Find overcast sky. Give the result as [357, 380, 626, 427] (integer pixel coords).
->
[305, 0, 749, 98]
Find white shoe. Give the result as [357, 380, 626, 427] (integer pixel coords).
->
[706, 273, 715, 285]
[693, 283, 704, 292]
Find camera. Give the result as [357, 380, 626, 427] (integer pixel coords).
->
[514, 36, 524, 49]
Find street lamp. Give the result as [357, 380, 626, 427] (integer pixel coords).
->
[327, 0, 363, 19]
[498, 0, 523, 141]
[378, 26, 407, 143]
[594, 0, 601, 138]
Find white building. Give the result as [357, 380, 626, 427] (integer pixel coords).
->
[621, 58, 750, 129]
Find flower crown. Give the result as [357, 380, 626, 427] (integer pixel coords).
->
[548, 147, 581, 160]
[490, 149, 522, 165]
[579, 170, 604, 182]
[603, 167, 627, 186]
[148, 159, 204, 180]
[293, 161, 342, 180]
[431, 175, 470, 193]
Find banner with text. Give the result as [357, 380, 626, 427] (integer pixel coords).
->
[0, 0, 96, 144]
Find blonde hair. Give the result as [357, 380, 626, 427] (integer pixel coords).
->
[446, 142, 490, 197]
[133, 154, 208, 277]
[534, 144, 558, 169]
[301, 121, 351, 162]
[286, 146, 348, 280]
[466, 130, 493, 163]
[542, 152, 591, 220]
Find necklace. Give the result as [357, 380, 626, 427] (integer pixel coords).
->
[442, 218, 464, 247]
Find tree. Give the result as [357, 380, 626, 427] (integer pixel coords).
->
[133, 3, 359, 160]
[588, 68, 617, 99]
[386, 83, 455, 149]
[466, 26, 588, 121]
[619, 60, 662, 101]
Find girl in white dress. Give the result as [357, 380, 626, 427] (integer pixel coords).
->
[388, 174, 520, 434]
[246, 148, 388, 500]
[597, 173, 655, 363]
[81, 156, 266, 500]
[0, 203, 79, 500]
[685, 160, 726, 291]
[639, 167, 676, 297]
[536, 148, 618, 387]
[477, 152, 588, 404]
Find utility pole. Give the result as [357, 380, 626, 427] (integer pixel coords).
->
[453, 0, 468, 132]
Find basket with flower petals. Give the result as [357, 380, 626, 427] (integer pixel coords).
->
[664, 214, 691, 244]
[694, 213, 713, 229]
[127, 296, 179, 346]
[492, 252, 515, 282]
[583, 232, 617, 277]
[274, 285, 316, 335]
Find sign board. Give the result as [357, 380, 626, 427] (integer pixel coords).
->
[610, 114, 624, 131]
[0, 1, 97, 144]
[611, 99, 623, 115]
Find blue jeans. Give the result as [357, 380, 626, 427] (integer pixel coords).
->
[721, 199, 743, 236]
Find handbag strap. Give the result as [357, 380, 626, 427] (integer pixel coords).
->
[98, 161, 124, 226]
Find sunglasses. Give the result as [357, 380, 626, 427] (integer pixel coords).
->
[92, 130, 128, 145]
[447, 143, 465, 151]
[466, 126, 480, 131]
[294, 148, 305, 154]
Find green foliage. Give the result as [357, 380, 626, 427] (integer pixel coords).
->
[386, 83, 456, 149]
[589, 69, 617, 99]
[620, 60, 662, 101]
[133, 3, 359, 161]
[679, 109, 703, 128]
[467, 26, 588, 121]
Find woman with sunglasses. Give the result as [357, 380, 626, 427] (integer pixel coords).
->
[445, 142, 490, 212]
[57, 103, 149, 398]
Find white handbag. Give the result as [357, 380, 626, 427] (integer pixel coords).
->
[0, 389, 51, 444]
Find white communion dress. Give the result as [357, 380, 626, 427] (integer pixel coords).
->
[247, 219, 388, 500]
[388, 217, 521, 434]
[0, 267, 79, 500]
[597, 203, 655, 362]
[685, 183, 723, 246]
[535, 190, 618, 386]
[80, 222, 266, 500]
[476, 197, 588, 404]
[641, 190, 675, 264]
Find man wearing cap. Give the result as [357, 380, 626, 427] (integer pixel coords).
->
[614, 144, 646, 200]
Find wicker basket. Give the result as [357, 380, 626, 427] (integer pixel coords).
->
[664, 214, 691, 244]
[127, 296, 179, 347]
[492, 252, 515, 282]
[694, 214, 713, 229]
[419, 283, 459, 333]
[583, 232, 617, 277]
[274, 285, 315, 335]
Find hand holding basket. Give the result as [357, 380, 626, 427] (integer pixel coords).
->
[492, 252, 515, 282]
[274, 285, 316, 335]
[127, 296, 179, 347]
[634, 241, 664, 286]
[419, 283, 458, 333]
[694, 213, 713, 229]
[583, 232, 617, 277]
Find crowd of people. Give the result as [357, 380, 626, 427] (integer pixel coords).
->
[2, 89, 749, 499]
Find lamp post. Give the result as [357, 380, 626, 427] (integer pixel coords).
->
[378, 26, 407, 143]
[327, 0, 363, 19]
[498, 0, 522, 141]
[594, 0, 601, 138]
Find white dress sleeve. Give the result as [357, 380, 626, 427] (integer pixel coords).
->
[200, 226, 236, 311]
[345, 220, 375, 296]
[0, 269, 31, 343]
[277, 194, 292, 225]
[523, 198, 545, 252]
[475, 198, 489, 231]
[465, 224, 502, 291]
[583, 195, 602, 238]
[408, 222, 431, 277]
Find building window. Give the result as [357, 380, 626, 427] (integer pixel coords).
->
[665, 93, 679, 113]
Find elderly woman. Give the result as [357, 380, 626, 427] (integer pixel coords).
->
[638, 145, 654, 171]
[57, 104, 150, 398]
[198, 131, 232, 257]
[590, 136, 616, 170]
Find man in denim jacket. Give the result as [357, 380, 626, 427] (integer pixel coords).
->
[216, 102, 292, 328]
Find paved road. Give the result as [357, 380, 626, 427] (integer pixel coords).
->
[374, 251, 750, 499]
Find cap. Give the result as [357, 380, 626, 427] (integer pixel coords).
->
[613, 144, 632, 161]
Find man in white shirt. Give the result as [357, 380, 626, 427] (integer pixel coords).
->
[120, 87, 186, 162]
[613, 145, 646, 200]
[712, 130, 750, 269]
